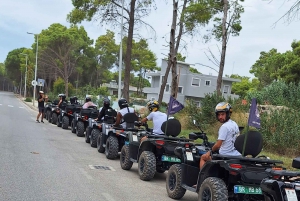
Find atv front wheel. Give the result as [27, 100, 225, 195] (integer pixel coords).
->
[120, 145, 133, 170]
[166, 164, 186, 199]
[71, 119, 76, 134]
[62, 116, 69, 129]
[47, 111, 51, 122]
[138, 151, 156, 181]
[76, 121, 85, 137]
[97, 132, 105, 153]
[51, 113, 57, 124]
[198, 177, 228, 201]
[85, 127, 91, 143]
[105, 136, 119, 159]
[90, 129, 100, 148]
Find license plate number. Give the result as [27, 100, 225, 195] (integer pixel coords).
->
[186, 151, 193, 161]
[132, 135, 138, 142]
[161, 155, 181, 163]
[234, 185, 262, 194]
[285, 189, 298, 201]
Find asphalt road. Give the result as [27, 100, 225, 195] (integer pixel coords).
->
[0, 92, 198, 201]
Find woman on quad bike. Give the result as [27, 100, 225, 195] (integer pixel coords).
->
[200, 102, 241, 169]
[96, 98, 113, 122]
[82, 97, 97, 109]
[140, 100, 167, 140]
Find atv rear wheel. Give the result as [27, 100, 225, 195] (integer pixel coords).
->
[97, 132, 105, 153]
[47, 111, 51, 122]
[76, 121, 85, 137]
[138, 151, 156, 181]
[120, 145, 133, 170]
[166, 164, 186, 199]
[198, 177, 228, 201]
[105, 136, 119, 159]
[85, 127, 91, 143]
[51, 113, 57, 124]
[62, 116, 69, 129]
[57, 115, 62, 127]
[90, 129, 100, 148]
[71, 119, 76, 134]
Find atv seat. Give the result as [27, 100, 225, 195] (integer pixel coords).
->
[212, 131, 266, 160]
[80, 108, 99, 119]
[161, 119, 181, 137]
[123, 113, 139, 129]
[104, 109, 117, 124]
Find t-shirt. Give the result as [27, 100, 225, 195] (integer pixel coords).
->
[82, 101, 97, 109]
[98, 106, 113, 121]
[118, 107, 135, 128]
[218, 119, 241, 156]
[146, 111, 167, 135]
[38, 95, 45, 108]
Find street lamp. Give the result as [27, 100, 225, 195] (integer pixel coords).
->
[118, 0, 124, 100]
[27, 32, 39, 106]
[20, 53, 28, 98]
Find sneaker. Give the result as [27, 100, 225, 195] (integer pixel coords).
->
[41, 120, 44, 123]
[36, 120, 40, 123]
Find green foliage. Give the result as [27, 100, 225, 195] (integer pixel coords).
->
[53, 77, 75, 96]
[189, 67, 201, 74]
[25, 97, 32, 102]
[4, 48, 26, 84]
[228, 74, 259, 98]
[176, 53, 186, 62]
[260, 109, 300, 155]
[0, 63, 5, 76]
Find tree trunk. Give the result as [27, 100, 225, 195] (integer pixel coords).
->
[123, 0, 136, 101]
[158, 0, 187, 104]
[217, 0, 229, 96]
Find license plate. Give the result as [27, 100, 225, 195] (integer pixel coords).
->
[234, 185, 262, 194]
[186, 151, 193, 161]
[132, 135, 138, 142]
[285, 189, 298, 201]
[161, 155, 181, 163]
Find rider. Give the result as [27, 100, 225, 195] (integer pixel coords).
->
[199, 102, 241, 169]
[96, 98, 113, 122]
[70, 96, 79, 105]
[114, 98, 136, 128]
[57, 94, 67, 108]
[141, 100, 167, 135]
[82, 97, 97, 109]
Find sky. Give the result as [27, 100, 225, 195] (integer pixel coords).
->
[0, 0, 299, 79]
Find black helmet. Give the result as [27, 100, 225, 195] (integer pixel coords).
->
[85, 97, 92, 102]
[147, 100, 159, 112]
[70, 96, 78, 104]
[118, 98, 128, 109]
[215, 102, 232, 121]
[103, 98, 110, 107]
[58, 94, 66, 100]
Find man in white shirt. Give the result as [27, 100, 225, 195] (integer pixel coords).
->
[141, 100, 167, 135]
[199, 102, 241, 169]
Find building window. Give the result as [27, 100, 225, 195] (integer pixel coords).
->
[205, 80, 211, 86]
[161, 76, 165, 83]
[166, 84, 170, 92]
[191, 78, 200, 86]
[195, 101, 201, 107]
[223, 85, 229, 94]
[178, 86, 183, 94]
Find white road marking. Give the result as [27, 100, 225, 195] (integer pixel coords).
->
[102, 193, 116, 201]
[79, 168, 93, 180]
[8, 105, 13, 107]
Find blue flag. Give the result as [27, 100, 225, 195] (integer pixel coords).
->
[167, 96, 184, 115]
[248, 98, 261, 129]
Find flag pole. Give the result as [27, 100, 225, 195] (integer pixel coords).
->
[242, 125, 249, 156]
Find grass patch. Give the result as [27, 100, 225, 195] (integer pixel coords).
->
[25, 97, 32, 102]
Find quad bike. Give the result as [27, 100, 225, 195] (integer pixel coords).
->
[260, 157, 300, 201]
[120, 118, 196, 181]
[97, 112, 139, 160]
[70, 106, 83, 134]
[86, 109, 117, 148]
[44, 99, 59, 122]
[165, 123, 283, 201]
[74, 106, 98, 137]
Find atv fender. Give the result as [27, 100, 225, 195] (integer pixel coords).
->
[137, 141, 155, 160]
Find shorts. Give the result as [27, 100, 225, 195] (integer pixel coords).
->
[38, 107, 45, 113]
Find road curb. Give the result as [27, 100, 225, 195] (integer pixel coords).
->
[15, 94, 38, 112]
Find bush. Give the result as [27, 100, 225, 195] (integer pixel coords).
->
[53, 77, 75, 96]
[25, 97, 32, 102]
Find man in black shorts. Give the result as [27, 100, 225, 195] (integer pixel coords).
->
[36, 91, 47, 123]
